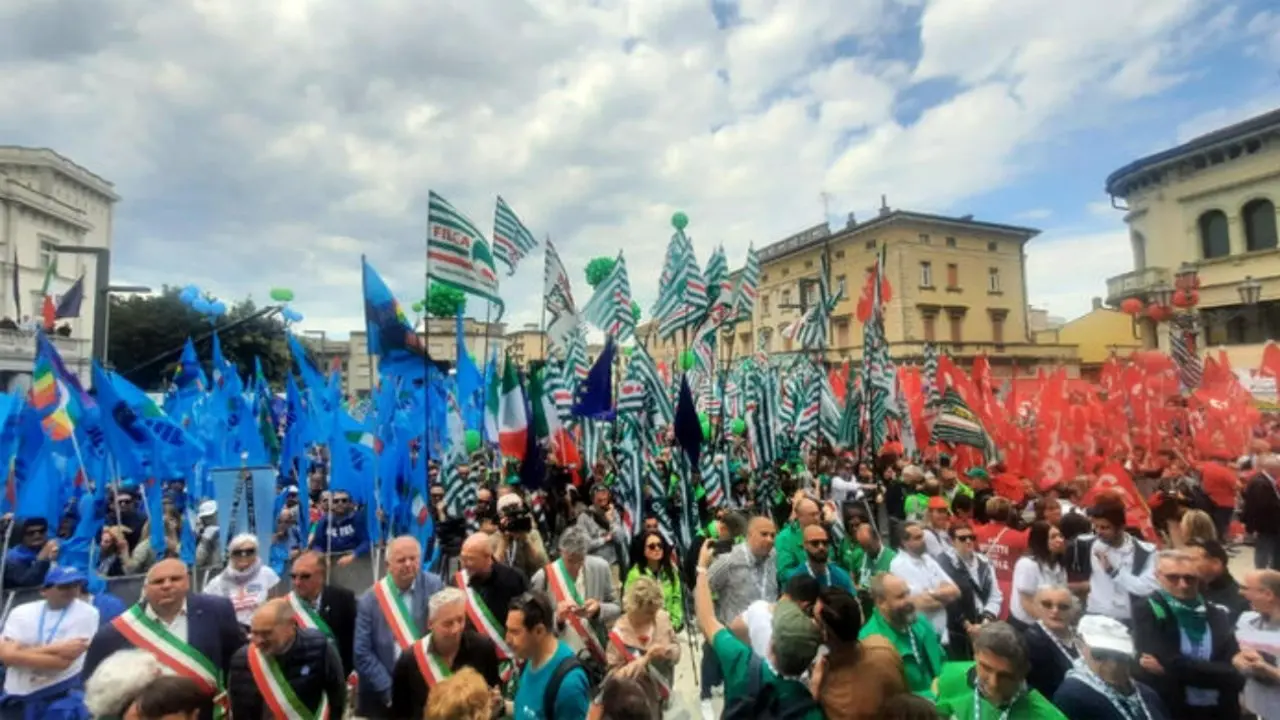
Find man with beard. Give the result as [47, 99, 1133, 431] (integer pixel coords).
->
[227, 599, 347, 720]
[785, 524, 855, 593]
[859, 572, 946, 699]
[391, 588, 501, 720]
[456, 532, 527, 645]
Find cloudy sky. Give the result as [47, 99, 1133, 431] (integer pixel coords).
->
[3, 0, 1278, 338]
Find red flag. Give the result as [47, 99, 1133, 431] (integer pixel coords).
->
[40, 294, 56, 331]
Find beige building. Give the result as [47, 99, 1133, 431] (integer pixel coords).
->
[710, 203, 1077, 375]
[0, 147, 117, 388]
[342, 318, 505, 397]
[1104, 106, 1280, 369]
[506, 324, 547, 365]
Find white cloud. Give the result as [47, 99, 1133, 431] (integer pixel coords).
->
[1015, 208, 1053, 221]
[1247, 9, 1280, 63]
[1025, 229, 1133, 320]
[0, 0, 1237, 340]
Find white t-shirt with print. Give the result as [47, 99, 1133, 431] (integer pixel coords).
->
[1010, 557, 1068, 624]
[0, 598, 99, 696]
[204, 566, 281, 625]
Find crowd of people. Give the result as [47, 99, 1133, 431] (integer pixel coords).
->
[1, 433, 1280, 719]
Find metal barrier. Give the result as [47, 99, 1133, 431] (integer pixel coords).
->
[275, 552, 384, 596]
[0, 572, 168, 626]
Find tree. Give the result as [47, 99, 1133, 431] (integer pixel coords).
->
[106, 286, 291, 391]
[585, 256, 617, 289]
[425, 284, 467, 319]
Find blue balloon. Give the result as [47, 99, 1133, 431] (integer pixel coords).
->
[191, 298, 212, 314]
[179, 285, 200, 304]
[210, 301, 227, 317]
[283, 307, 303, 323]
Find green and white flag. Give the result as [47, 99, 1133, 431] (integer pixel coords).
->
[543, 239, 580, 353]
[581, 252, 634, 341]
[930, 387, 997, 457]
[733, 244, 761, 323]
[427, 191, 504, 317]
[492, 196, 540, 276]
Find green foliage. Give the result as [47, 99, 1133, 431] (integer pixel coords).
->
[631, 300, 641, 322]
[107, 286, 291, 391]
[425, 284, 467, 319]
[585, 256, 618, 289]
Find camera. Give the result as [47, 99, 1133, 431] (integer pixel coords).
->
[500, 505, 534, 534]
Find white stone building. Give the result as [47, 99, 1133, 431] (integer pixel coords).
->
[0, 147, 118, 390]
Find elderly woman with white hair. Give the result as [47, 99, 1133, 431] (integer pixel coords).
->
[83, 649, 170, 719]
[201, 533, 280, 626]
[605, 576, 679, 711]
[531, 527, 621, 661]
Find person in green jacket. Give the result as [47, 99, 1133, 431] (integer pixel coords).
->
[625, 530, 685, 630]
[851, 521, 896, 590]
[774, 495, 829, 587]
[934, 622, 1066, 719]
[859, 572, 946, 699]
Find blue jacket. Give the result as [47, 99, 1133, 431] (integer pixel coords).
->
[1053, 674, 1169, 720]
[3, 546, 51, 589]
[310, 512, 370, 556]
[82, 594, 245, 720]
[353, 572, 444, 713]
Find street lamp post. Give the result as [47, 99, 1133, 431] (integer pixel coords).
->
[50, 244, 150, 366]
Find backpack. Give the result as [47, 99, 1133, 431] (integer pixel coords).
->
[721, 655, 820, 720]
[543, 655, 587, 720]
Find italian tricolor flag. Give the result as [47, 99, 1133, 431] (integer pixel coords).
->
[530, 367, 579, 469]
[497, 355, 528, 461]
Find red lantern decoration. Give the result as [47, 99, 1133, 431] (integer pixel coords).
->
[1147, 304, 1171, 322]
[1172, 289, 1192, 308]
[1187, 290, 1200, 307]
[1120, 297, 1144, 315]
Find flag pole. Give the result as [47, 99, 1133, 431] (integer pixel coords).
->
[539, 236, 549, 364]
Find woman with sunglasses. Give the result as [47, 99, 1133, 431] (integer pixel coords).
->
[624, 531, 684, 631]
[1010, 520, 1067, 628]
[202, 533, 281, 627]
[1024, 585, 1081, 699]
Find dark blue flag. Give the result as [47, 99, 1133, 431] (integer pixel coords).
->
[55, 276, 84, 319]
[674, 374, 703, 468]
[572, 338, 615, 422]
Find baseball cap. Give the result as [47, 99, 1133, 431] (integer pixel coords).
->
[771, 599, 821, 668]
[1077, 614, 1134, 657]
[197, 500, 218, 517]
[927, 497, 950, 511]
[44, 565, 86, 587]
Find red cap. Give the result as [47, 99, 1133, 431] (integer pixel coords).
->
[927, 496, 950, 511]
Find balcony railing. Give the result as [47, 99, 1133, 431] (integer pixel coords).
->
[0, 329, 89, 360]
[1105, 266, 1170, 305]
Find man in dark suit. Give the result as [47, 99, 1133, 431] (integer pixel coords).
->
[354, 536, 444, 718]
[456, 532, 528, 637]
[287, 550, 358, 675]
[82, 558, 245, 720]
[227, 599, 346, 719]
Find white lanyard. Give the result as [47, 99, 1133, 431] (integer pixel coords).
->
[1037, 621, 1077, 664]
[1072, 669, 1151, 720]
[973, 685, 1025, 720]
[805, 562, 831, 586]
[38, 606, 68, 644]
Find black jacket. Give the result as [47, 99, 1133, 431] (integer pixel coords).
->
[389, 630, 502, 720]
[936, 550, 997, 659]
[1053, 674, 1170, 720]
[314, 585, 358, 676]
[1131, 592, 1243, 720]
[1023, 622, 1079, 700]
[228, 627, 347, 720]
[1203, 573, 1248, 625]
[458, 563, 528, 634]
[1242, 472, 1280, 536]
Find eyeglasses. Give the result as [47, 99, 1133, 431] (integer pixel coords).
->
[333, 498, 351, 504]
[290, 572, 313, 581]
[806, 539, 830, 548]
[954, 535, 976, 543]
[1039, 600, 1072, 611]
[907, 534, 924, 542]
[230, 548, 257, 558]
[645, 543, 663, 550]
[1163, 573, 1198, 586]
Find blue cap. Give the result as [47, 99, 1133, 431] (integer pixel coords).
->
[44, 566, 86, 587]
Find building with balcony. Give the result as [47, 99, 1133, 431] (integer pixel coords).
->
[0, 147, 117, 390]
[344, 318, 505, 398]
[1104, 106, 1280, 368]
[506, 324, 547, 365]
[709, 201, 1078, 376]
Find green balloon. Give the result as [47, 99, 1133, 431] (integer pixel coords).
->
[679, 349, 695, 370]
[411, 300, 425, 313]
[464, 429, 482, 453]
[671, 211, 689, 231]
[269, 287, 295, 303]
[700, 419, 711, 439]
[731, 418, 746, 435]
[623, 346, 635, 357]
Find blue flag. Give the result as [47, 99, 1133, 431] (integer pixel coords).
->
[572, 338, 615, 421]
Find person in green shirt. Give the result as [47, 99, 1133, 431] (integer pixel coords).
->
[774, 495, 825, 587]
[934, 622, 1066, 719]
[694, 538, 824, 719]
[859, 572, 946, 699]
[852, 521, 896, 590]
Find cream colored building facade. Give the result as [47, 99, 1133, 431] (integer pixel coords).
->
[0, 147, 116, 388]
[506, 324, 546, 365]
[342, 318, 505, 397]
[715, 205, 1078, 376]
[1104, 107, 1280, 369]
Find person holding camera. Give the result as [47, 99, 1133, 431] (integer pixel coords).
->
[577, 485, 626, 590]
[493, 494, 549, 580]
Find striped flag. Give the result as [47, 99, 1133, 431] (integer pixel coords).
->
[653, 230, 708, 339]
[427, 191, 504, 317]
[929, 388, 997, 457]
[733, 245, 761, 322]
[543, 240, 579, 353]
[492, 196, 540, 276]
[581, 253, 635, 341]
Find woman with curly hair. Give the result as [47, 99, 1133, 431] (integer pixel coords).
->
[424, 667, 490, 720]
[605, 576, 680, 712]
[83, 649, 169, 719]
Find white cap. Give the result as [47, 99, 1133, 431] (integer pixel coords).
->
[497, 494, 524, 512]
[197, 500, 218, 517]
[1077, 614, 1134, 657]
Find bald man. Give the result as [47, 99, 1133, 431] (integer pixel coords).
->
[82, 559, 245, 720]
[455, 532, 528, 640]
[228, 599, 346, 719]
[784, 524, 856, 593]
[353, 536, 444, 718]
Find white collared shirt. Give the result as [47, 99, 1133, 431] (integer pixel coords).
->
[890, 551, 953, 645]
[146, 599, 190, 643]
[1084, 534, 1158, 621]
[1, 598, 99, 696]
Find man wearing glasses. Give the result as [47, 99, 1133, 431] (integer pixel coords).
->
[937, 525, 1002, 661]
[2, 518, 59, 589]
[309, 491, 370, 567]
[784, 525, 855, 594]
[1132, 550, 1243, 719]
[287, 551, 358, 677]
[0, 566, 98, 717]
